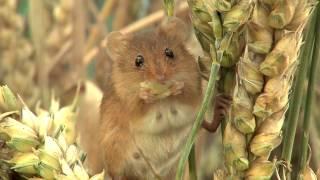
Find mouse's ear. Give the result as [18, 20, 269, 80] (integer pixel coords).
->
[106, 31, 128, 60]
[158, 17, 190, 43]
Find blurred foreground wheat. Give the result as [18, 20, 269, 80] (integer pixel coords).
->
[0, 85, 104, 179]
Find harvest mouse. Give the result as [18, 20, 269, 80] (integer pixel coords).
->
[86, 17, 231, 179]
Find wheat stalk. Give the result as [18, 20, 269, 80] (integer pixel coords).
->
[178, 0, 315, 179]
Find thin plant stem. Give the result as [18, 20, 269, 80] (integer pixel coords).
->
[281, 6, 318, 176]
[299, 8, 320, 173]
[175, 60, 220, 180]
[188, 145, 197, 180]
[163, 0, 175, 16]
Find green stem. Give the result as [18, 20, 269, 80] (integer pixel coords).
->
[163, 0, 175, 16]
[281, 6, 318, 173]
[188, 145, 197, 180]
[299, 8, 320, 173]
[175, 61, 220, 180]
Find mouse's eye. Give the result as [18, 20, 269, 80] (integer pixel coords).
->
[135, 55, 144, 68]
[164, 48, 174, 59]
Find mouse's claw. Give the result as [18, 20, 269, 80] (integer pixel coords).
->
[214, 94, 232, 121]
[215, 94, 232, 110]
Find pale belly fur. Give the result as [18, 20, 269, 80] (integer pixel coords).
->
[129, 101, 198, 179]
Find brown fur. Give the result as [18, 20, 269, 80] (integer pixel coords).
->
[81, 17, 232, 180]
[87, 18, 203, 179]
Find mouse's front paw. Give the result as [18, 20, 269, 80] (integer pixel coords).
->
[170, 81, 184, 96]
[214, 94, 232, 121]
[139, 89, 157, 103]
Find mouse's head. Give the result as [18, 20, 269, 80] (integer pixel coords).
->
[106, 17, 201, 104]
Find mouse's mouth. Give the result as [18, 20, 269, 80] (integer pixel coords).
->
[139, 81, 184, 103]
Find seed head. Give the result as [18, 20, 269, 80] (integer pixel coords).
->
[220, 32, 245, 67]
[0, 117, 39, 152]
[53, 106, 77, 145]
[268, 0, 297, 29]
[65, 144, 79, 165]
[260, 32, 299, 77]
[60, 158, 76, 177]
[21, 107, 39, 131]
[73, 163, 89, 180]
[250, 133, 282, 157]
[8, 152, 39, 175]
[286, 0, 312, 30]
[223, 0, 253, 32]
[253, 76, 289, 119]
[245, 159, 276, 179]
[232, 85, 256, 134]
[223, 122, 249, 171]
[0, 85, 20, 111]
[210, 0, 233, 12]
[89, 170, 105, 180]
[251, 1, 270, 28]
[37, 136, 63, 172]
[208, 11, 223, 40]
[248, 23, 273, 54]
[37, 162, 58, 179]
[238, 49, 264, 94]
